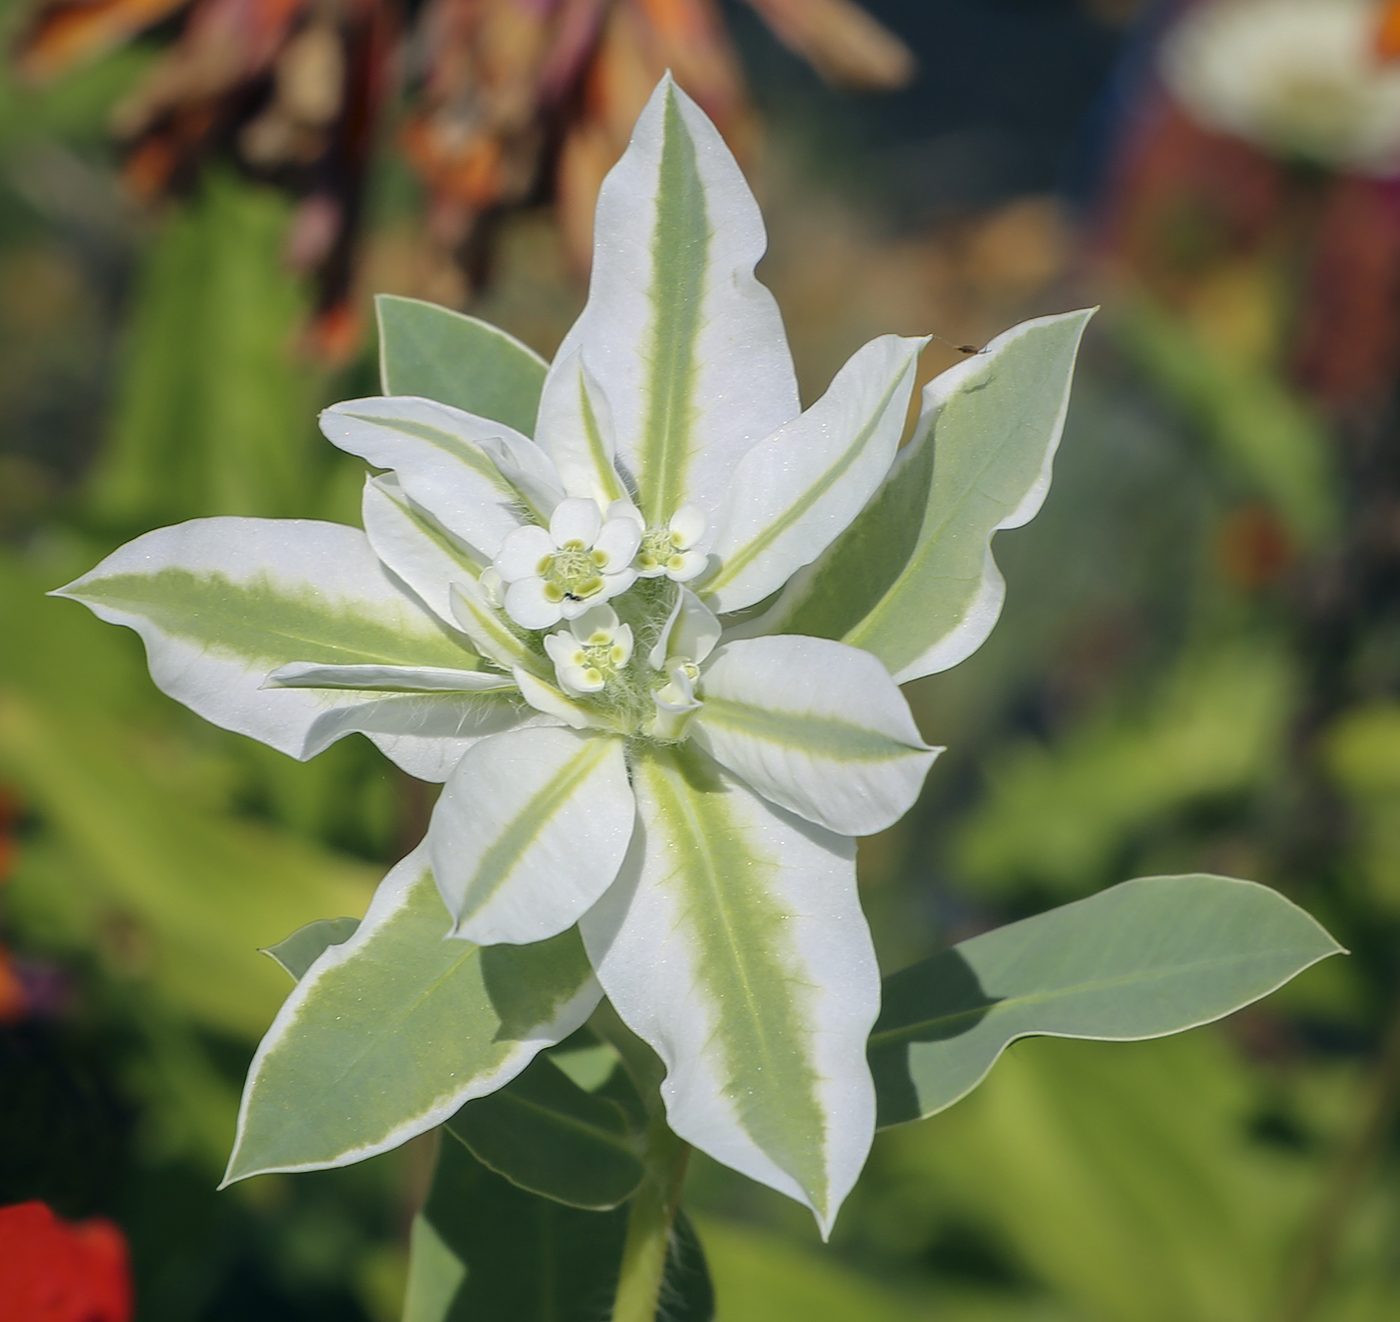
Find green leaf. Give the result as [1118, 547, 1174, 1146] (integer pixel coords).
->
[223, 844, 600, 1183]
[444, 1053, 644, 1210]
[376, 295, 547, 437]
[869, 873, 1342, 1128]
[402, 1137, 713, 1321]
[759, 310, 1093, 684]
[262, 916, 360, 980]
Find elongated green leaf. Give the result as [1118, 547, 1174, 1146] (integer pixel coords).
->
[321, 396, 557, 556]
[548, 75, 798, 524]
[444, 1054, 643, 1209]
[868, 874, 1342, 1128]
[223, 843, 600, 1183]
[403, 1137, 713, 1322]
[262, 916, 360, 980]
[377, 294, 548, 437]
[581, 744, 877, 1235]
[759, 310, 1093, 684]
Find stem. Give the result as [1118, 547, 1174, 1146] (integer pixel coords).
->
[612, 1117, 690, 1322]
[589, 999, 691, 1322]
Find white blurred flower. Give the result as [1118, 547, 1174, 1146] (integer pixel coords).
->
[1161, 0, 1400, 174]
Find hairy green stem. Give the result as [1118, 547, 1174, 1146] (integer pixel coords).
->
[612, 1117, 691, 1322]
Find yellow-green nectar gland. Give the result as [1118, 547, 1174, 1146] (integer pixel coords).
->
[638, 526, 691, 576]
[539, 542, 608, 605]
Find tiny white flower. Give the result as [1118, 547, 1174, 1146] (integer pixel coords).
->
[1162, 0, 1400, 174]
[543, 605, 635, 696]
[492, 497, 641, 629]
[634, 504, 709, 582]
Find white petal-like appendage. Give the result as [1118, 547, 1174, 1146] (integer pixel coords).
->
[52, 517, 489, 766]
[551, 75, 799, 525]
[361, 475, 481, 627]
[321, 396, 550, 559]
[581, 744, 878, 1236]
[704, 334, 926, 614]
[690, 635, 938, 836]
[533, 350, 629, 506]
[494, 525, 555, 581]
[505, 577, 564, 630]
[550, 497, 603, 547]
[430, 728, 635, 945]
[592, 517, 642, 570]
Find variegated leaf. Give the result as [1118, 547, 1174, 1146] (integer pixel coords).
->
[581, 744, 878, 1236]
[550, 75, 799, 525]
[691, 635, 938, 836]
[704, 334, 926, 614]
[756, 310, 1093, 682]
[321, 396, 560, 559]
[430, 727, 635, 946]
[224, 842, 600, 1183]
[52, 517, 498, 775]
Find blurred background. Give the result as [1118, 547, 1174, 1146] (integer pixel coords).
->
[2, 0, 1400, 1317]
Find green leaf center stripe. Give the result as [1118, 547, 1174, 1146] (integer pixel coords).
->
[578, 373, 625, 504]
[637, 91, 709, 522]
[466, 740, 620, 911]
[340, 411, 525, 503]
[707, 360, 914, 595]
[845, 340, 1074, 658]
[298, 873, 491, 1099]
[391, 488, 486, 576]
[73, 568, 473, 670]
[867, 948, 1329, 1050]
[648, 748, 827, 1209]
[699, 695, 922, 763]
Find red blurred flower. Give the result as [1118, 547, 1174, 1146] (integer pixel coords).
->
[0, 1202, 132, 1322]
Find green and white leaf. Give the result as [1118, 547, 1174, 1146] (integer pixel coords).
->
[362, 474, 484, 626]
[532, 350, 629, 507]
[52, 517, 488, 774]
[449, 577, 547, 678]
[320, 395, 559, 558]
[581, 744, 878, 1236]
[755, 310, 1093, 682]
[691, 635, 938, 836]
[868, 873, 1343, 1128]
[262, 916, 360, 981]
[430, 728, 635, 946]
[266, 661, 514, 692]
[224, 842, 600, 1183]
[444, 1053, 643, 1210]
[549, 75, 799, 524]
[705, 334, 926, 614]
[377, 294, 547, 437]
[302, 689, 532, 783]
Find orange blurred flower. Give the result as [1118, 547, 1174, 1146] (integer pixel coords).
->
[0, 1202, 133, 1322]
